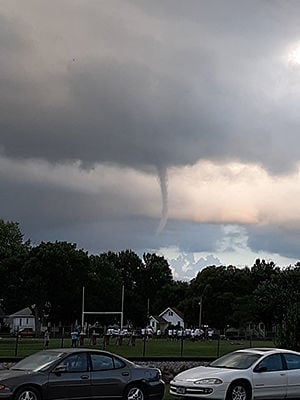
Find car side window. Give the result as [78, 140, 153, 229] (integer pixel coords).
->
[91, 354, 114, 371]
[284, 353, 300, 370]
[256, 354, 283, 372]
[113, 356, 126, 369]
[57, 353, 88, 372]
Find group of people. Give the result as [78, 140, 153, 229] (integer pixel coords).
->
[165, 327, 214, 340]
[42, 324, 214, 350]
[71, 326, 86, 347]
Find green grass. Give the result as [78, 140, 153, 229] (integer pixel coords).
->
[0, 336, 276, 358]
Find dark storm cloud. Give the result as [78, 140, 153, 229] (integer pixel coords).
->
[247, 225, 300, 261]
[1, 0, 300, 173]
[1, 0, 300, 276]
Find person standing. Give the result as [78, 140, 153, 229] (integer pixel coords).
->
[44, 329, 50, 349]
[71, 329, 78, 347]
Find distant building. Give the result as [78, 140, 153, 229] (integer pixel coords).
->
[8, 307, 35, 333]
[149, 307, 184, 333]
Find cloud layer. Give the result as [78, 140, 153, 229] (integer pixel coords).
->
[1, 1, 300, 278]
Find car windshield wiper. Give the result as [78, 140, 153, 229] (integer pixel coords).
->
[11, 368, 31, 371]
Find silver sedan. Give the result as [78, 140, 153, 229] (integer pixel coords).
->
[170, 347, 300, 400]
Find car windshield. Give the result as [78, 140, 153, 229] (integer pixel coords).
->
[209, 352, 261, 370]
[11, 351, 64, 371]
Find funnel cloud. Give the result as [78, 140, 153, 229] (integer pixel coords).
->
[156, 166, 168, 234]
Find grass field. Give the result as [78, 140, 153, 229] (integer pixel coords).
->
[0, 336, 276, 358]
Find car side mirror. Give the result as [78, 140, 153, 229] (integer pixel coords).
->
[255, 366, 267, 373]
[53, 365, 67, 374]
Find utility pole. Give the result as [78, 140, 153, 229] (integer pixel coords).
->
[120, 285, 124, 331]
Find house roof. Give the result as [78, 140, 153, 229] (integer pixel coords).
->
[172, 307, 184, 319]
[150, 315, 167, 324]
[159, 307, 184, 320]
[8, 307, 34, 318]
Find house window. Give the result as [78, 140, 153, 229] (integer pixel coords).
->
[26, 318, 29, 324]
[19, 318, 22, 326]
[168, 311, 173, 316]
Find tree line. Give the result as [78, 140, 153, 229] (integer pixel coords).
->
[0, 219, 300, 349]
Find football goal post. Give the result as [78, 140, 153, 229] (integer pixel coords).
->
[81, 286, 124, 332]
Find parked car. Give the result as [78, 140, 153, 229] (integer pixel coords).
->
[18, 327, 35, 337]
[0, 348, 164, 400]
[170, 347, 300, 400]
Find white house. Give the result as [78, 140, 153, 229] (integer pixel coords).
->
[149, 307, 184, 333]
[8, 307, 35, 333]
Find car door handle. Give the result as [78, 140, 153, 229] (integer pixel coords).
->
[122, 372, 129, 376]
[81, 375, 90, 380]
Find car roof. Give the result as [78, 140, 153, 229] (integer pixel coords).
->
[44, 348, 114, 355]
[236, 347, 300, 356]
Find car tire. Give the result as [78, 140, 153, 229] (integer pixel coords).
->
[123, 384, 147, 400]
[226, 381, 251, 400]
[15, 386, 41, 400]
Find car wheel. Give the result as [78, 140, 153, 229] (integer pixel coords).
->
[123, 384, 147, 400]
[226, 381, 250, 400]
[15, 386, 41, 400]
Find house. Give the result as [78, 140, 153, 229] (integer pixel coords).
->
[8, 307, 36, 333]
[149, 307, 185, 333]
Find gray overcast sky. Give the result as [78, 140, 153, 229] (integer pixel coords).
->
[1, 0, 300, 279]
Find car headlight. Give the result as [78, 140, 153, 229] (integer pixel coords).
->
[194, 378, 223, 385]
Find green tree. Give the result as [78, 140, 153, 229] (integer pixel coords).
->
[156, 280, 189, 315]
[251, 258, 280, 287]
[22, 241, 90, 332]
[0, 220, 31, 314]
[85, 253, 122, 326]
[140, 253, 173, 315]
[0, 219, 30, 261]
[254, 266, 300, 348]
[186, 265, 255, 330]
[114, 250, 145, 327]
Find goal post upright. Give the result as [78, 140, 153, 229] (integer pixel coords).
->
[81, 285, 124, 332]
[81, 286, 85, 328]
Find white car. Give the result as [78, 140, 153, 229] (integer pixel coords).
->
[170, 347, 300, 400]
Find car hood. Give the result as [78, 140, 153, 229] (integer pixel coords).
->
[173, 366, 238, 382]
[0, 369, 33, 380]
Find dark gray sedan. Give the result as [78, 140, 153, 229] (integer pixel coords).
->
[0, 348, 164, 400]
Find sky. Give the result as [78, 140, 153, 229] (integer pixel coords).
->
[1, 0, 300, 280]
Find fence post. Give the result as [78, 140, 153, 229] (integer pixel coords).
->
[180, 336, 184, 357]
[142, 335, 146, 357]
[61, 327, 65, 348]
[14, 334, 19, 357]
[217, 337, 220, 357]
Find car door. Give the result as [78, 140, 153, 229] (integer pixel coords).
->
[252, 354, 287, 399]
[89, 352, 131, 398]
[283, 352, 300, 398]
[47, 352, 91, 400]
